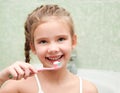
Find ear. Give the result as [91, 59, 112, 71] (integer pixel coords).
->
[30, 42, 36, 54]
[72, 34, 77, 49]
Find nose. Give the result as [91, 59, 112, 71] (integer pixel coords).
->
[48, 43, 59, 54]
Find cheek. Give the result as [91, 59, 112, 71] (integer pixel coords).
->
[64, 48, 72, 63]
[62, 43, 73, 57]
[34, 46, 45, 56]
[35, 49, 46, 62]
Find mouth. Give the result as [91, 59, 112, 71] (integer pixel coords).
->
[45, 55, 63, 63]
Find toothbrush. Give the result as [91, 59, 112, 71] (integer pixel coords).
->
[37, 61, 62, 71]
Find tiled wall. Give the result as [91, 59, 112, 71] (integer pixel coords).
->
[0, 0, 120, 71]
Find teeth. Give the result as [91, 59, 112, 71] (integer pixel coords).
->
[47, 56, 61, 61]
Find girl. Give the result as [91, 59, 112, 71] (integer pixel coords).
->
[0, 4, 98, 93]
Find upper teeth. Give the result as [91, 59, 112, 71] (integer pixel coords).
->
[48, 56, 61, 60]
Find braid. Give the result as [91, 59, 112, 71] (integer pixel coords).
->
[24, 38, 30, 63]
[24, 22, 31, 63]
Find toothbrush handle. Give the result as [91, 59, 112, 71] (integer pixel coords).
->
[37, 67, 55, 71]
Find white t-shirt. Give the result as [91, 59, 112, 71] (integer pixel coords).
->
[34, 74, 82, 93]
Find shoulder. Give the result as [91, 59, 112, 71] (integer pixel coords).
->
[82, 79, 98, 93]
[0, 76, 36, 93]
[0, 80, 20, 93]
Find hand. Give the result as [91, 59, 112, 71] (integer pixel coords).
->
[0, 61, 38, 82]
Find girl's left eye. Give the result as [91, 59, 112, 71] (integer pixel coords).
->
[58, 37, 65, 42]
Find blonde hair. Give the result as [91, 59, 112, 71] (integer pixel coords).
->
[24, 4, 74, 63]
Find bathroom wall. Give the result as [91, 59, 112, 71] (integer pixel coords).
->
[0, 0, 120, 71]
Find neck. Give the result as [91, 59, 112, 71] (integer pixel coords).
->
[39, 67, 71, 82]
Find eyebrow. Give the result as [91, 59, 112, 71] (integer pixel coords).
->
[35, 37, 48, 41]
[35, 34, 69, 41]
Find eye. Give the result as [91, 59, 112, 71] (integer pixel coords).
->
[38, 40, 47, 44]
[58, 37, 66, 42]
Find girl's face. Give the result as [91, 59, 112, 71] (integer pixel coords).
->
[31, 20, 76, 68]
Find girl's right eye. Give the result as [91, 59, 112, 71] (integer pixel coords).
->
[38, 40, 47, 44]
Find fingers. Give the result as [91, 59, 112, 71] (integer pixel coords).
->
[7, 61, 38, 80]
[8, 66, 18, 80]
[24, 68, 31, 79]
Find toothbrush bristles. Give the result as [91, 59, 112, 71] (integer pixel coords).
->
[37, 61, 62, 71]
[53, 61, 62, 68]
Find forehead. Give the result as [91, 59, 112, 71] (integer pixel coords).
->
[34, 19, 71, 37]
